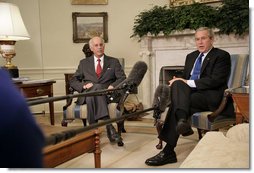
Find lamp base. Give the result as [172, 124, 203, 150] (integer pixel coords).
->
[2, 66, 19, 78]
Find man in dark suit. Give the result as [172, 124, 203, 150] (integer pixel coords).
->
[70, 36, 126, 143]
[145, 27, 235, 166]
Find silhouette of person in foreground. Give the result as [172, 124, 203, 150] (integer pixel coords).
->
[0, 69, 45, 168]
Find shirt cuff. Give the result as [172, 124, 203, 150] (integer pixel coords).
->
[187, 80, 196, 88]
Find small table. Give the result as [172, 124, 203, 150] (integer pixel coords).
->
[16, 80, 56, 125]
[230, 87, 249, 124]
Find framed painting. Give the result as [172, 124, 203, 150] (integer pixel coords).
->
[71, 0, 108, 5]
[72, 12, 108, 43]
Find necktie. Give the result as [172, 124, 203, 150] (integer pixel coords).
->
[190, 53, 204, 80]
[96, 58, 102, 78]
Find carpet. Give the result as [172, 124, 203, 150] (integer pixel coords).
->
[55, 124, 199, 168]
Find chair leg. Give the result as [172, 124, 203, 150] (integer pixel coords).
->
[61, 120, 68, 127]
[156, 140, 163, 150]
[116, 121, 124, 147]
[121, 120, 127, 133]
[155, 120, 164, 149]
[197, 128, 203, 140]
[81, 119, 87, 127]
[197, 128, 210, 140]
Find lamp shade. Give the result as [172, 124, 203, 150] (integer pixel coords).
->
[0, 2, 30, 41]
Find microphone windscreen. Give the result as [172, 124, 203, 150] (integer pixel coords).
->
[116, 61, 147, 89]
[152, 84, 171, 112]
[127, 61, 147, 86]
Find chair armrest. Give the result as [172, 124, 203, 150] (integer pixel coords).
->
[207, 89, 232, 122]
[63, 87, 75, 110]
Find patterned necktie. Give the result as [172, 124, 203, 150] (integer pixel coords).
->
[190, 53, 204, 80]
[96, 58, 102, 78]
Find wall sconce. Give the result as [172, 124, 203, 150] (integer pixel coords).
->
[0, 2, 30, 78]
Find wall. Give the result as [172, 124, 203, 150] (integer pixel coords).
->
[1, 0, 169, 113]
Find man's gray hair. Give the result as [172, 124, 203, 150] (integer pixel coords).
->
[195, 27, 214, 38]
[89, 36, 105, 48]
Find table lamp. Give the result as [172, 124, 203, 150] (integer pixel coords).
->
[0, 2, 30, 78]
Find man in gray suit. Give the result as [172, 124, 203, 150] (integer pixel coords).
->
[70, 36, 126, 142]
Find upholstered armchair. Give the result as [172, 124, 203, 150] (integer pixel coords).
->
[192, 54, 249, 139]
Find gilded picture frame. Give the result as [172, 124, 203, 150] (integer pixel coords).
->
[71, 0, 108, 5]
[72, 12, 108, 43]
[169, 0, 222, 7]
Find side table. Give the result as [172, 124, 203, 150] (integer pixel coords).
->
[230, 87, 249, 124]
[16, 80, 56, 125]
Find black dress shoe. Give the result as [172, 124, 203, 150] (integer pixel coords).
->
[176, 119, 194, 136]
[106, 124, 117, 142]
[145, 151, 177, 166]
[106, 124, 124, 146]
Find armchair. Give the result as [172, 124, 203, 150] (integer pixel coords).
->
[192, 54, 249, 139]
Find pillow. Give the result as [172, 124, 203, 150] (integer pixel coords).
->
[226, 123, 249, 143]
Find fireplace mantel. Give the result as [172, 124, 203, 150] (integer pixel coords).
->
[139, 30, 249, 113]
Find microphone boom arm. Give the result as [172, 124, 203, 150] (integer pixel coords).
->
[27, 87, 124, 106]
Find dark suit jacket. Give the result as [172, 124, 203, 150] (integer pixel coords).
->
[70, 55, 126, 104]
[184, 47, 234, 115]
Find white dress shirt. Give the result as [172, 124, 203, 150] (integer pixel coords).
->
[187, 49, 212, 88]
[94, 55, 104, 70]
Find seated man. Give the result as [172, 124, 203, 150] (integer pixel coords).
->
[145, 27, 235, 166]
[69, 36, 126, 143]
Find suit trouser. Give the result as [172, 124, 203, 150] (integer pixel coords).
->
[85, 84, 109, 124]
[159, 80, 209, 148]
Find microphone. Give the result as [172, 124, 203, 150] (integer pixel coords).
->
[152, 84, 171, 120]
[116, 61, 147, 92]
[108, 61, 148, 102]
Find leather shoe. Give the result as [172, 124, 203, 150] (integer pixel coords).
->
[106, 124, 122, 142]
[145, 151, 177, 166]
[176, 119, 194, 136]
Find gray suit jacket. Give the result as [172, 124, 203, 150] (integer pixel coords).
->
[70, 55, 126, 105]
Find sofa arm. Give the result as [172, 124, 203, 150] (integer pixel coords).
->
[180, 130, 249, 168]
